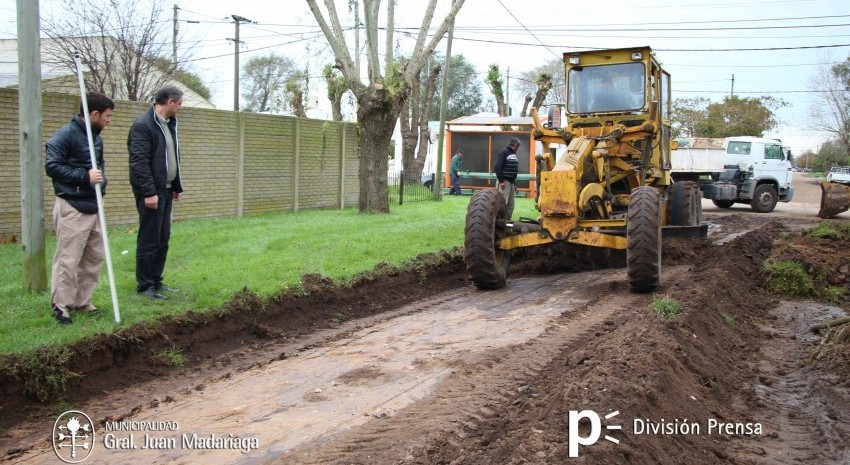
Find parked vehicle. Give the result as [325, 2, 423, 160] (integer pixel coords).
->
[671, 136, 794, 213]
[826, 166, 850, 185]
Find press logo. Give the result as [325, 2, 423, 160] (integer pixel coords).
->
[52, 410, 95, 463]
[568, 409, 621, 458]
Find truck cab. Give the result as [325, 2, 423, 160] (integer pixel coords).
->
[672, 136, 794, 213]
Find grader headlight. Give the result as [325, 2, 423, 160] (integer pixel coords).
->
[631, 50, 643, 61]
[568, 54, 580, 65]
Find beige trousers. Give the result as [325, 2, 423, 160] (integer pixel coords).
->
[51, 197, 104, 311]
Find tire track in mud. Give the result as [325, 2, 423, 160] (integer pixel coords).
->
[731, 301, 850, 465]
[10, 270, 625, 465]
[279, 270, 652, 465]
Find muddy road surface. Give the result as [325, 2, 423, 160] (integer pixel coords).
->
[2, 176, 849, 465]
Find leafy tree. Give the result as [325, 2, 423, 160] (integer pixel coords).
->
[151, 57, 212, 101]
[428, 54, 484, 121]
[486, 63, 507, 116]
[285, 72, 309, 117]
[173, 68, 211, 101]
[809, 56, 850, 157]
[812, 139, 849, 171]
[42, 0, 177, 102]
[241, 54, 296, 113]
[307, 0, 465, 212]
[672, 97, 710, 139]
[671, 95, 785, 138]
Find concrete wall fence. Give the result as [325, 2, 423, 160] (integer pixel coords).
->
[0, 88, 360, 235]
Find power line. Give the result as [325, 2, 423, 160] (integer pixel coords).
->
[494, 0, 560, 60]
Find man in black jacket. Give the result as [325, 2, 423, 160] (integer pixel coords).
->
[45, 91, 115, 324]
[128, 85, 184, 300]
[494, 137, 521, 219]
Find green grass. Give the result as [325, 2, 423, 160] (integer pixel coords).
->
[0, 195, 539, 356]
[763, 259, 814, 298]
[806, 221, 850, 240]
[715, 309, 736, 327]
[154, 347, 187, 369]
[651, 295, 682, 318]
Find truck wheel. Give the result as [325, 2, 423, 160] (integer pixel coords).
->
[627, 186, 661, 292]
[712, 199, 734, 209]
[668, 181, 702, 226]
[750, 184, 778, 213]
[465, 189, 510, 289]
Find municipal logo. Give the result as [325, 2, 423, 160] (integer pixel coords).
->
[52, 410, 95, 463]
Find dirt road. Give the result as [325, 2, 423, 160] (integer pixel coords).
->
[2, 176, 849, 464]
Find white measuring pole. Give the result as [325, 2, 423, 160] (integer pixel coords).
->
[73, 51, 121, 323]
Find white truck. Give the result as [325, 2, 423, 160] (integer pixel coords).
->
[671, 136, 794, 213]
[826, 166, 850, 185]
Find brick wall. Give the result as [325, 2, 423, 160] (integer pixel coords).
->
[0, 88, 360, 234]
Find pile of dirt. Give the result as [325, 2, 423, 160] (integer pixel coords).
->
[408, 222, 789, 464]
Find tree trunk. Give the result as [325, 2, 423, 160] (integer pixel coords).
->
[331, 99, 342, 122]
[357, 88, 401, 213]
[520, 94, 532, 117]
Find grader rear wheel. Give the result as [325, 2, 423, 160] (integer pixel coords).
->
[465, 189, 510, 290]
[668, 181, 702, 226]
[627, 186, 662, 292]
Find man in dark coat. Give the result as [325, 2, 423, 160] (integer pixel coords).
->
[128, 85, 184, 300]
[45, 92, 115, 324]
[494, 137, 521, 219]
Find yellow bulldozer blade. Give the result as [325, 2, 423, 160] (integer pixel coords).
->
[818, 181, 850, 218]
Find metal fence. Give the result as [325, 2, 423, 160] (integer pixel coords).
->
[388, 171, 437, 205]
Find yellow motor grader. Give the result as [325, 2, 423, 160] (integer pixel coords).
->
[464, 46, 705, 292]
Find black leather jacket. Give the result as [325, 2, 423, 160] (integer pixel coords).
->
[127, 107, 183, 197]
[45, 117, 106, 213]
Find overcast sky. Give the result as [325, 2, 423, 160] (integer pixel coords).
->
[1, 0, 849, 154]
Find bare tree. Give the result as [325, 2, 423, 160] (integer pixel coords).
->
[306, 0, 465, 213]
[400, 63, 441, 177]
[323, 64, 348, 122]
[516, 58, 565, 106]
[809, 57, 850, 156]
[520, 72, 552, 117]
[242, 54, 297, 113]
[42, 0, 176, 102]
[486, 64, 507, 116]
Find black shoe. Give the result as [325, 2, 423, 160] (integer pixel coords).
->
[156, 283, 179, 293]
[52, 306, 73, 325]
[139, 288, 169, 300]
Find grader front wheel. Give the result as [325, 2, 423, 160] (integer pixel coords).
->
[465, 189, 511, 290]
[627, 186, 662, 292]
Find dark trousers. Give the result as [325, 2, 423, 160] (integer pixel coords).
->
[135, 189, 173, 292]
[450, 174, 461, 195]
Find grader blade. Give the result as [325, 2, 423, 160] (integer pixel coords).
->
[818, 182, 850, 219]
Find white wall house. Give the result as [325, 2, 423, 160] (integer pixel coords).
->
[0, 38, 215, 108]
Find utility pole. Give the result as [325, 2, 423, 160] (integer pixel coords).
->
[17, 0, 47, 291]
[730, 74, 735, 98]
[230, 14, 254, 111]
[434, 17, 455, 200]
[172, 4, 179, 66]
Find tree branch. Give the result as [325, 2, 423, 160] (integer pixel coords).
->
[306, 0, 362, 93]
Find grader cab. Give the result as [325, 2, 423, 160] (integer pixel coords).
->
[464, 46, 705, 292]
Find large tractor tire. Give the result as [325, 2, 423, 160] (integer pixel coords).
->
[712, 199, 734, 209]
[668, 181, 702, 226]
[627, 186, 662, 292]
[465, 189, 511, 290]
[750, 183, 778, 213]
